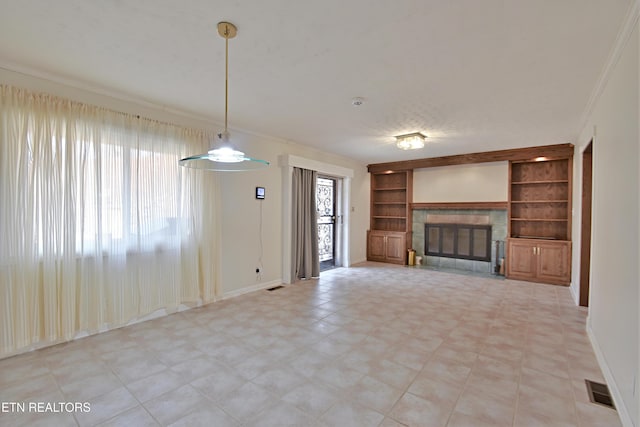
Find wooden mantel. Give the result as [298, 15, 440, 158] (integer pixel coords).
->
[367, 143, 574, 173]
[411, 201, 508, 210]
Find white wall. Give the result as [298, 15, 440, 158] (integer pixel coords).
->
[0, 68, 370, 298]
[217, 136, 369, 295]
[573, 20, 639, 427]
[413, 162, 508, 202]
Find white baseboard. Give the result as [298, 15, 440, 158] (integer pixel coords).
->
[222, 279, 283, 300]
[569, 282, 579, 305]
[586, 316, 634, 427]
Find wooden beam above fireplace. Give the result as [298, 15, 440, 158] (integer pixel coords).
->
[367, 143, 574, 173]
[411, 201, 508, 210]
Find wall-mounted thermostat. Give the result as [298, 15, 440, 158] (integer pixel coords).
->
[256, 187, 265, 199]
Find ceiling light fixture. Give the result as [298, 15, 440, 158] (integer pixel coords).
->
[179, 22, 269, 171]
[395, 132, 426, 150]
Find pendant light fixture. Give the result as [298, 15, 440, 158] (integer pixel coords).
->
[179, 22, 269, 171]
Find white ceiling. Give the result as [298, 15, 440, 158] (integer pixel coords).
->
[0, 1, 633, 164]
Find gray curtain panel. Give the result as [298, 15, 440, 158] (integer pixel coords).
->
[291, 167, 319, 280]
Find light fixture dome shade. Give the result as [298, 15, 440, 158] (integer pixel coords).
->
[178, 153, 269, 171]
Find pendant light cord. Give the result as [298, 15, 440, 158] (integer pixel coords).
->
[224, 34, 229, 134]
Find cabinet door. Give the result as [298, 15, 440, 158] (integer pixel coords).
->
[367, 231, 387, 261]
[537, 241, 571, 284]
[385, 233, 406, 263]
[506, 239, 536, 280]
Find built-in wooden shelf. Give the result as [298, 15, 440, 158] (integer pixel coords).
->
[510, 200, 568, 204]
[411, 201, 508, 210]
[373, 187, 407, 191]
[368, 170, 413, 265]
[511, 180, 569, 185]
[374, 202, 407, 205]
[511, 218, 568, 222]
[507, 155, 573, 285]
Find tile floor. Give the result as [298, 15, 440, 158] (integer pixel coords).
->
[0, 262, 622, 427]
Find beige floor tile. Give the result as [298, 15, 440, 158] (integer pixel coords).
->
[453, 387, 515, 426]
[379, 417, 407, 427]
[244, 401, 317, 427]
[251, 367, 307, 396]
[407, 374, 464, 410]
[97, 406, 159, 427]
[216, 381, 276, 423]
[190, 369, 247, 402]
[514, 410, 578, 427]
[44, 347, 97, 370]
[369, 359, 419, 390]
[519, 366, 573, 398]
[281, 381, 341, 418]
[313, 363, 365, 390]
[0, 390, 77, 427]
[517, 384, 578, 425]
[447, 410, 509, 427]
[479, 341, 524, 363]
[0, 263, 626, 427]
[575, 401, 622, 427]
[522, 351, 570, 379]
[154, 344, 205, 366]
[348, 375, 404, 414]
[126, 368, 187, 403]
[288, 350, 333, 378]
[0, 373, 59, 402]
[2, 411, 78, 427]
[309, 336, 355, 358]
[74, 387, 139, 427]
[124, 358, 176, 384]
[319, 401, 384, 427]
[422, 358, 472, 387]
[472, 354, 521, 382]
[389, 392, 451, 427]
[464, 371, 519, 404]
[167, 405, 239, 427]
[142, 384, 209, 425]
[59, 370, 123, 402]
[169, 356, 224, 383]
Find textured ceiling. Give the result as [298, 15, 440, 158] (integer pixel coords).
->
[0, 0, 633, 163]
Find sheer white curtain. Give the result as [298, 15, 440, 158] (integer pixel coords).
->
[0, 85, 218, 358]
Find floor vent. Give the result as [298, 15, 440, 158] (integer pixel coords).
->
[266, 285, 284, 291]
[585, 379, 615, 409]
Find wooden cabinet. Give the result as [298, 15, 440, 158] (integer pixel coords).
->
[507, 155, 573, 285]
[367, 230, 407, 264]
[367, 170, 412, 264]
[506, 238, 571, 285]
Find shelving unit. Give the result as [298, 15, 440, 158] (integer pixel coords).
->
[367, 170, 413, 264]
[506, 157, 573, 285]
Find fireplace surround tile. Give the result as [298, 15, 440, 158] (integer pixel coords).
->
[413, 208, 507, 276]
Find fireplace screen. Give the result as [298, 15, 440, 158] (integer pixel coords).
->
[425, 223, 491, 262]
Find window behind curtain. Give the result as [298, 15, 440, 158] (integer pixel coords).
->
[0, 85, 219, 358]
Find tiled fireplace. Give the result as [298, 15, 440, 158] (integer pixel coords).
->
[412, 208, 507, 274]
